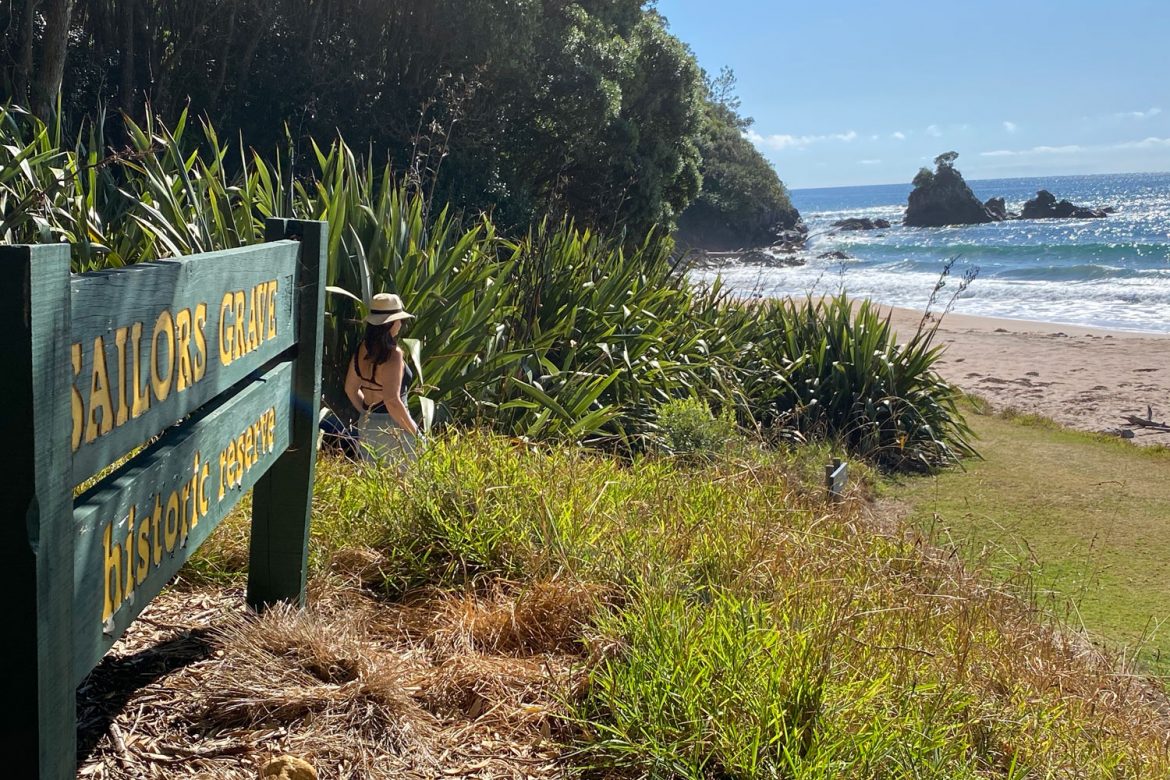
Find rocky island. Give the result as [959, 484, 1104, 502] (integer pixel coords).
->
[831, 217, 891, 230]
[1019, 190, 1113, 220]
[903, 152, 1002, 227]
[902, 152, 1113, 227]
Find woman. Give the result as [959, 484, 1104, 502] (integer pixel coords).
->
[344, 292, 420, 466]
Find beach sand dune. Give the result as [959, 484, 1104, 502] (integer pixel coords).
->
[879, 305, 1170, 446]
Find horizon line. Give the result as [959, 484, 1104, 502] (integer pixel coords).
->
[790, 169, 1170, 193]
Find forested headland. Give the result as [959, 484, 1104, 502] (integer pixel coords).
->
[1, 0, 798, 246]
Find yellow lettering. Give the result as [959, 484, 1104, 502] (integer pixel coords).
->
[232, 291, 246, 361]
[246, 284, 259, 352]
[223, 441, 235, 489]
[219, 292, 234, 366]
[151, 495, 163, 566]
[136, 504, 150, 586]
[175, 308, 193, 392]
[102, 523, 123, 623]
[71, 343, 83, 451]
[164, 491, 180, 553]
[255, 283, 267, 348]
[130, 322, 151, 418]
[245, 426, 255, 469]
[151, 310, 175, 402]
[85, 336, 114, 444]
[190, 454, 202, 528]
[267, 280, 278, 339]
[199, 462, 211, 516]
[180, 482, 191, 541]
[124, 523, 135, 597]
[193, 303, 208, 381]
[218, 449, 227, 500]
[113, 327, 130, 427]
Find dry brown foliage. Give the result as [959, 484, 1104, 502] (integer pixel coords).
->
[77, 579, 591, 779]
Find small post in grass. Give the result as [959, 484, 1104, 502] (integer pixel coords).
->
[825, 457, 848, 502]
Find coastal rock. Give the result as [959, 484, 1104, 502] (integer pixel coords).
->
[904, 152, 1004, 227]
[1019, 190, 1109, 220]
[773, 224, 810, 251]
[685, 246, 806, 269]
[984, 197, 1010, 221]
[830, 217, 891, 231]
[739, 248, 805, 267]
[818, 250, 851, 260]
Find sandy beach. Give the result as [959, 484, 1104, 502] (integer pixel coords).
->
[879, 306, 1170, 445]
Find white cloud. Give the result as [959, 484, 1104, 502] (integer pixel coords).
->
[859, 159, 882, 165]
[747, 129, 858, 151]
[1003, 121, 1018, 133]
[1114, 107, 1162, 120]
[1113, 136, 1170, 149]
[926, 124, 942, 137]
[891, 131, 906, 140]
[870, 134, 880, 141]
[981, 137, 1170, 157]
[981, 145, 1083, 157]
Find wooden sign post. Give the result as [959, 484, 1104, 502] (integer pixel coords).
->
[825, 457, 848, 502]
[0, 219, 327, 778]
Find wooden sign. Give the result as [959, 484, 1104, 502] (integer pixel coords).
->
[0, 219, 327, 779]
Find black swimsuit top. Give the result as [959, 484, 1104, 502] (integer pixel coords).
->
[354, 348, 412, 413]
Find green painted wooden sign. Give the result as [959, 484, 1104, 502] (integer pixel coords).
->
[0, 219, 327, 779]
[69, 242, 298, 485]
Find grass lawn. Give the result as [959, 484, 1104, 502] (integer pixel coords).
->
[892, 403, 1170, 677]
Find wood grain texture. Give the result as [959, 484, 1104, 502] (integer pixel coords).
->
[70, 242, 298, 485]
[0, 245, 77, 778]
[71, 362, 293, 684]
[247, 219, 328, 609]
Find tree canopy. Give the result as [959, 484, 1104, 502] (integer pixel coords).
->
[675, 69, 801, 251]
[2, 0, 794, 242]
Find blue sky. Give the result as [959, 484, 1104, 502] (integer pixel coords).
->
[655, 0, 1170, 189]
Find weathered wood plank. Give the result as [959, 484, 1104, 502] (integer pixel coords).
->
[247, 219, 328, 609]
[72, 361, 294, 683]
[70, 242, 299, 485]
[0, 245, 77, 778]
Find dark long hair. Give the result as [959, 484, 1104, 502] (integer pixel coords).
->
[360, 322, 397, 367]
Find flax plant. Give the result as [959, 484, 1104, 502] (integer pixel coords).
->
[0, 106, 975, 469]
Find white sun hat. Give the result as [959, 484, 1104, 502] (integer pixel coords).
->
[365, 292, 415, 326]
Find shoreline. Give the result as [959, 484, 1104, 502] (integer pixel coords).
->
[872, 302, 1170, 445]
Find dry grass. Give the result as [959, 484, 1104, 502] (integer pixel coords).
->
[79, 433, 1170, 778]
[77, 580, 588, 779]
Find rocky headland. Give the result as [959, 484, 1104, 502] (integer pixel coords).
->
[681, 215, 811, 268]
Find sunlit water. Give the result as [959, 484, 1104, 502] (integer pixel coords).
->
[690, 172, 1170, 333]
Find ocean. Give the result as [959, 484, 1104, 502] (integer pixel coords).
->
[690, 172, 1170, 334]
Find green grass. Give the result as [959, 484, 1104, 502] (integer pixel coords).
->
[186, 431, 1170, 778]
[894, 402, 1170, 677]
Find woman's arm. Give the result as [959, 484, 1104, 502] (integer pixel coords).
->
[377, 348, 419, 435]
[344, 353, 366, 413]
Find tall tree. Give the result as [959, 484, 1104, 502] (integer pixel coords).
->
[32, 0, 75, 119]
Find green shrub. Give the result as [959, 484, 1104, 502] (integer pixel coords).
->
[745, 295, 976, 472]
[653, 397, 737, 458]
[0, 106, 974, 472]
